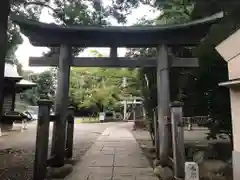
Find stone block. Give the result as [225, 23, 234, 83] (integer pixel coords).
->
[113, 167, 157, 180]
[141, 144, 155, 153]
[69, 167, 112, 180]
[193, 151, 206, 164]
[114, 155, 149, 168]
[153, 159, 161, 167]
[47, 164, 73, 179]
[153, 165, 173, 180]
[101, 147, 115, 155]
[84, 154, 114, 167]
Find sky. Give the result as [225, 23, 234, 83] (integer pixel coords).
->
[15, 2, 159, 73]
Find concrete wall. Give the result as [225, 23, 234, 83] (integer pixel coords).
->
[228, 55, 240, 79]
[230, 88, 240, 150]
[215, 29, 240, 63]
[216, 28, 240, 180]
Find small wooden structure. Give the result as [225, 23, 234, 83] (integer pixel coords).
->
[119, 96, 144, 129]
[216, 28, 240, 180]
[3, 63, 22, 112]
[12, 12, 223, 179]
[119, 96, 143, 120]
[2, 63, 36, 130]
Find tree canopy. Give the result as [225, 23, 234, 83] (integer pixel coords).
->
[69, 50, 141, 112]
[132, 0, 235, 143]
[21, 69, 57, 105]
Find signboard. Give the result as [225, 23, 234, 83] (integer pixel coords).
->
[99, 112, 105, 121]
[185, 162, 199, 180]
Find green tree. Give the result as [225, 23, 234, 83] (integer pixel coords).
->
[7, 0, 45, 59]
[134, 0, 235, 145]
[126, 2, 193, 137]
[189, 0, 240, 144]
[21, 69, 57, 105]
[69, 66, 140, 112]
[69, 50, 140, 112]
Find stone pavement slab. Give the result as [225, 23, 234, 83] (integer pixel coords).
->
[65, 124, 158, 180]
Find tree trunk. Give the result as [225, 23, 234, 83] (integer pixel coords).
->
[0, 1, 11, 121]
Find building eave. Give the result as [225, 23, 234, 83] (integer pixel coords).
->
[219, 78, 240, 88]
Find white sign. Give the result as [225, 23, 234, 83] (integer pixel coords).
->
[99, 112, 105, 121]
[185, 162, 199, 180]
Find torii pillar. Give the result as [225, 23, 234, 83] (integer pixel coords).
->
[156, 44, 171, 165]
[51, 45, 72, 167]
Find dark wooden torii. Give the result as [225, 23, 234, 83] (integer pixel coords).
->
[12, 12, 223, 169]
[29, 56, 198, 68]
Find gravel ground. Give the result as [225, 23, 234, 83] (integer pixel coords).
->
[0, 121, 113, 180]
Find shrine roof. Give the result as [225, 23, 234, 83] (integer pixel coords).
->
[4, 63, 22, 80]
[12, 12, 223, 47]
[16, 79, 36, 92]
[16, 79, 36, 86]
[4, 63, 36, 88]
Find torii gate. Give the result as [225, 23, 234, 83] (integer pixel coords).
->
[12, 12, 222, 172]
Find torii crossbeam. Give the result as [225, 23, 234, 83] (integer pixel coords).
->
[29, 56, 199, 68]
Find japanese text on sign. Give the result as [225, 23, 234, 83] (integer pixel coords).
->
[185, 162, 199, 180]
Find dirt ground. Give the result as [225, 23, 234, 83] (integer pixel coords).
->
[0, 121, 113, 180]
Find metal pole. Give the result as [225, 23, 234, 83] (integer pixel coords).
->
[65, 106, 75, 159]
[51, 45, 72, 167]
[33, 100, 52, 180]
[153, 108, 160, 160]
[156, 44, 171, 165]
[170, 101, 185, 179]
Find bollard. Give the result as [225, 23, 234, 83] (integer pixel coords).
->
[153, 109, 160, 160]
[33, 99, 52, 180]
[187, 117, 192, 131]
[65, 106, 75, 159]
[170, 101, 185, 179]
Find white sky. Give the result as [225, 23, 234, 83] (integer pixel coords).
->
[15, 2, 159, 73]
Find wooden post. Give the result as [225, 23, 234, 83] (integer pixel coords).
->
[153, 108, 160, 160]
[156, 44, 171, 165]
[33, 99, 52, 180]
[0, 1, 10, 123]
[65, 106, 75, 159]
[170, 101, 185, 179]
[11, 89, 16, 111]
[51, 45, 72, 167]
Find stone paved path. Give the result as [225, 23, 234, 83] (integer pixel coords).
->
[65, 124, 157, 180]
